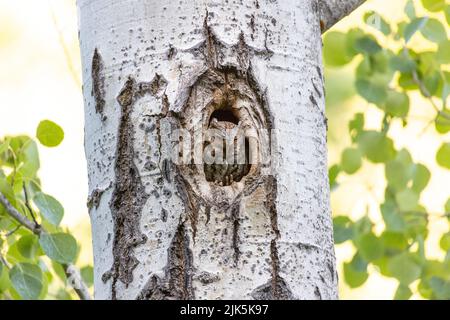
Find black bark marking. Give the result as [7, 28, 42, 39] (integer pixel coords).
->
[251, 240, 294, 300]
[104, 73, 169, 299]
[312, 80, 322, 98]
[249, 15, 256, 41]
[265, 176, 280, 238]
[314, 286, 322, 299]
[309, 94, 318, 107]
[103, 77, 148, 299]
[161, 208, 168, 222]
[91, 48, 106, 119]
[231, 202, 241, 264]
[174, 174, 200, 240]
[166, 223, 194, 299]
[204, 205, 211, 224]
[167, 44, 176, 60]
[86, 184, 111, 211]
[137, 223, 194, 300]
[195, 271, 220, 285]
[203, 10, 219, 69]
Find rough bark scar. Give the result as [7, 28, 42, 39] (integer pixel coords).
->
[251, 240, 294, 300]
[168, 12, 282, 278]
[231, 202, 241, 264]
[87, 183, 111, 211]
[137, 223, 194, 300]
[104, 74, 168, 299]
[91, 48, 106, 120]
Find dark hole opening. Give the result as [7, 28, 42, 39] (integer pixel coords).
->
[209, 108, 239, 126]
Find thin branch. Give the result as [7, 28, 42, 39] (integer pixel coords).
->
[0, 253, 11, 269]
[23, 184, 38, 226]
[0, 191, 92, 300]
[319, 0, 367, 33]
[5, 225, 21, 237]
[0, 192, 40, 233]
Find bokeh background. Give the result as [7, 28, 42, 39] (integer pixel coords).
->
[0, 0, 448, 299]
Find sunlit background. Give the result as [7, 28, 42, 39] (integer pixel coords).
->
[0, 0, 448, 299]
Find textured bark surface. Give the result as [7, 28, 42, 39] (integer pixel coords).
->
[78, 0, 341, 300]
[319, 0, 366, 32]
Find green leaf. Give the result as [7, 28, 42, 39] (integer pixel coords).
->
[411, 164, 431, 193]
[51, 261, 67, 282]
[381, 231, 409, 251]
[420, 18, 447, 43]
[384, 90, 410, 118]
[80, 266, 94, 287]
[394, 284, 413, 300]
[435, 111, 450, 134]
[437, 40, 450, 63]
[381, 201, 406, 231]
[356, 78, 388, 105]
[344, 254, 369, 288]
[36, 120, 64, 148]
[386, 159, 410, 191]
[445, 198, 450, 213]
[436, 143, 450, 169]
[423, 71, 443, 97]
[17, 140, 40, 179]
[16, 235, 40, 259]
[39, 233, 77, 264]
[328, 164, 340, 189]
[421, 0, 446, 12]
[9, 263, 43, 300]
[356, 232, 384, 262]
[323, 32, 354, 67]
[398, 72, 419, 90]
[354, 36, 382, 55]
[390, 55, 416, 73]
[396, 189, 419, 211]
[349, 113, 365, 142]
[418, 279, 433, 299]
[387, 253, 422, 285]
[404, 17, 429, 43]
[440, 232, 450, 251]
[357, 131, 396, 163]
[405, 0, 416, 20]
[341, 148, 362, 174]
[446, 5, 450, 25]
[0, 138, 10, 155]
[333, 216, 354, 244]
[33, 192, 64, 226]
[429, 277, 450, 299]
[0, 263, 10, 292]
[353, 215, 373, 237]
[55, 288, 73, 300]
[364, 11, 391, 35]
[345, 28, 365, 57]
[442, 72, 450, 102]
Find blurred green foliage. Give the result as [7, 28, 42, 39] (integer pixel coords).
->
[325, 0, 450, 299]
[0, 122, 92, 299]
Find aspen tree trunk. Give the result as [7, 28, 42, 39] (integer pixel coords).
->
[77, 0, 364, 300]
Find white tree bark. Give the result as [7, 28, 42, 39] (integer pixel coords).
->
[76, 0, 359, 300]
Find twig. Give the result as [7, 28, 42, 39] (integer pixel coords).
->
[23, 184, 38, 226]
[0, 253, 11, 269]
[5, 225, 21, 237]
[0, 191, 92, 300]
